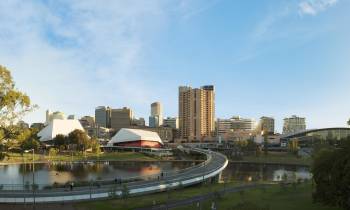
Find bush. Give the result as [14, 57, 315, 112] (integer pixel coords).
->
[0, 152, 8, 161]
[121, 184, 130, 200]
[48, 148, 58, 157]
[312, 138, 350, 209]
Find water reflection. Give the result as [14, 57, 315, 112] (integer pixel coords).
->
[220, 163, 311, 183]
[0, 161, 194, 188]
[0, 161, 311, 190]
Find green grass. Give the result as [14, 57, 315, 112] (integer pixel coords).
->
[76, 182, 242, 210]
[176, 183, 340, 210]
[0, 152, 158, 164]
[76, 182, 340, 210]
[238, 152, 312, 166]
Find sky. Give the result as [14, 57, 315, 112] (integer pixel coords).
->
[0, 0, 349, 132]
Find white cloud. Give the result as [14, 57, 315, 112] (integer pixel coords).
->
[299, 0, 338, 16]
[251, 6, 291, 42]
[177, 0, 220, 20]
[0, 0, 171, 123]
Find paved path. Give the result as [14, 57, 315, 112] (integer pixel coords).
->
[0, 148, 228, 203]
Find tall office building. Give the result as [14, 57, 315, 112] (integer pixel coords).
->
[216, 119, 232, 137]
[45, 110, 66, 125]
[230, 116, 256, 131]
[149, 102, 163, 127]
[163, 117, 179, 129]
[179, 85, 215, 141]
[67, 115, 76, 120]
[95, 106, 111, 128]
[110, 107, 133, 132]
[151, 102, 163, 119]
[132, 117, 146, 127]
[283, 115, 306, 134]
[79, 116, 95, 128]
[216, 116, 256, 137]
[259, 116, 275, 134]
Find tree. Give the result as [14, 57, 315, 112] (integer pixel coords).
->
[240, 140, 258, 156]
[289, 139, 299, 153]
[0, 66, 37, 159]
[0, 65, 36, 128]
[68, 129, 90, 152]
[312, 137, 350, 209]
[21, 138, 40, 151]
[16, 128, 40, 151]
[121, 184, 130, 200]
[90, 137, 101, 154]
[347, 119, 350, 127]
[53, 134, 67, 151]
[48, 148, 58, 159]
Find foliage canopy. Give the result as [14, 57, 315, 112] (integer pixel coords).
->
[312, 137, 350, 209]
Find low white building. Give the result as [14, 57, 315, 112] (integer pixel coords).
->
[38, 119, 85, 142]
[108, 128, 163, 148]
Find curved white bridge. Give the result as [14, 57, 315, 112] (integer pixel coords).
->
[0, 148, 228, 203]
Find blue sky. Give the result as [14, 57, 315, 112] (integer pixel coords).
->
[0, 0, 349, 132]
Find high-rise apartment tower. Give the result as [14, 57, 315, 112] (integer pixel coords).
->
[283, 115, 306, 134]
[179, 85, 215, 141]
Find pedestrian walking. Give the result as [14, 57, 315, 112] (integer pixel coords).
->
[211, 201, 216, 210]
[70, 182, 74, 191]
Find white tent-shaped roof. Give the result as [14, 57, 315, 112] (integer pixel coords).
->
[38, 119, 85, 142]
[108, 128, 163, 145]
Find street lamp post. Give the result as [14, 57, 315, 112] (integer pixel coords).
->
[22, 153, 26, 204]
[25, 149, 35, 209]
[261, 130, 268, 156]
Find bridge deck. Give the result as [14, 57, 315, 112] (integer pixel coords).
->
[0, 148, 228, 203]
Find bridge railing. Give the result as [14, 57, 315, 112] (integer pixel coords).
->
[0, 148, 223, 192]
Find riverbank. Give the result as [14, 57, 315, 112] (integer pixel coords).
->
[173, 183, 340, 210]
[232, 153, 312, 166]
[0, 182, 338, 210]
[0, 152, 311, 166]
[0, 182, 240, 210]
[76, 181, 244, 210]
[0, 152, 158, 165]
[0, 152, 206, 165]
[74, 182, 338, 210]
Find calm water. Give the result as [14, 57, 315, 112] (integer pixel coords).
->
[220, 163, 311, 182]
[0, 161, 311, 189]
[0, 161, 196, 188]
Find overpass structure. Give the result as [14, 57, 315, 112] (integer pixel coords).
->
[0, 148, 228, 203]
[280, 127, 350, 148]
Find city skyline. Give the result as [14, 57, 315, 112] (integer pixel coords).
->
[1, 0, 350, 132]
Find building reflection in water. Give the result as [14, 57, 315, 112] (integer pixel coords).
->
[0, 161, 310, 189]
[0, 161, 194, 188]
[220, 163, 311, 183]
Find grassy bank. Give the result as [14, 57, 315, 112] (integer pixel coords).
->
[175, 183, 340, 210]
[0, 152, 158, 164]
[76, 182, 340, 210]
[76, 181, 242, 210]
[236, 152, 312, 166]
